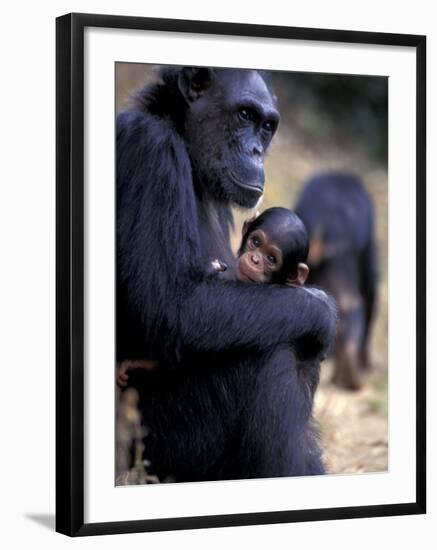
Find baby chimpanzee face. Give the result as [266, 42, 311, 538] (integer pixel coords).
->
[236, 207, 310, 286]
[236, 228, 283, 283]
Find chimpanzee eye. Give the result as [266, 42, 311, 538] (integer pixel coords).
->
[239, 107, 255, 122]
[267, 254, 276, 265]
[263, 120, 275, 133]
[251, 236, 261, 247]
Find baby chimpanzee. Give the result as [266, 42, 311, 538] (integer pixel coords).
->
[213, 207, 310, 287]
[117, 207, 315, 386]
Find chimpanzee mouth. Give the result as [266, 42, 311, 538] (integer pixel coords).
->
[235, 180, 264, 196]
[236, 263, 261, 283]
[223, 167, 264, 198]
[225, 173, 264, 208]
[240, 273, 256, 283]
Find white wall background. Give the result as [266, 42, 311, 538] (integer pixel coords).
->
[0, 1, 434, 548]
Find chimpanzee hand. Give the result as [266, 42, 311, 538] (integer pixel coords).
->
[211, 259, 228, 273]
[117, 359, 159, 387]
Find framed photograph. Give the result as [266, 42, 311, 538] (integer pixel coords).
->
[56, 13, 426, 536]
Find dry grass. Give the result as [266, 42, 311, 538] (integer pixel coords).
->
[315, 363, 388, 474]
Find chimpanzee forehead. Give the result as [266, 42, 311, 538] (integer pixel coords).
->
[216, 69, 276, 109]
[250, 213, 298, 255]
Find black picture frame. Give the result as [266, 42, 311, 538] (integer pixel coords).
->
[56, 12, 426, 537]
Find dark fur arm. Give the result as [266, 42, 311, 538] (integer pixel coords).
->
[178, 278, 337, 355]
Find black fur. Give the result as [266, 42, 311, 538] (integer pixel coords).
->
[117, 67, 337, 481]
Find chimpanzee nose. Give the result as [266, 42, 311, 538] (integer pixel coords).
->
[252, 143, 263, 157]
[251, 254, 260, 265]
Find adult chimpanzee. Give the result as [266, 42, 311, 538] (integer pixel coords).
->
[295, 172, 378, 390]
[116, 66, 337, 482]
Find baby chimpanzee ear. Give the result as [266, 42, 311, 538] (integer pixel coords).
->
[286, 263, 310, 286]
[242, 211, 260, 237]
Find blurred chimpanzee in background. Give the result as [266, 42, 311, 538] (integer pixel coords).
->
[295, 172, 378, 390]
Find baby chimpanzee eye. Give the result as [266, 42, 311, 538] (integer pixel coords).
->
[267, 254, 276, 264]
[251, 236, 261, 247]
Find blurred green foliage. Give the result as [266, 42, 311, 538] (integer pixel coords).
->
[272, 72, 388, 163]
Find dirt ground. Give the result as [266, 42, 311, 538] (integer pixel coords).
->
[314, 272, 389, 475]
[315, 362, 388, 474]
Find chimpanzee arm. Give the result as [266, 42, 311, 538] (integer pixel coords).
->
[178, 278, 337, 356]
[117, 111, 336, 359]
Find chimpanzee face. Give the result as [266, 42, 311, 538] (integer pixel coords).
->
[236, 229, 283, 283]
[236, 208, 310, 286]
[179, 68, 279, 208]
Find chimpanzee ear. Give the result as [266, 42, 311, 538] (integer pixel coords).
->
[178, 67, 214, 103]
[286, 263, 310, 286]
